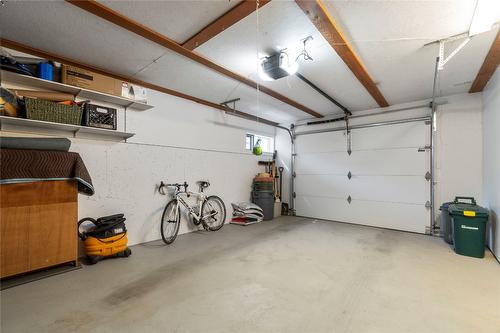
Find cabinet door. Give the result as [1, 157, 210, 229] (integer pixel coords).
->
[28, 182, 78, 271]
[0, 206, 30, 278]
[0, 181, 78, 277]
[29, 202, 77, 270]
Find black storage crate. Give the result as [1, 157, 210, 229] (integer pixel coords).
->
[83, 103, 117, 130]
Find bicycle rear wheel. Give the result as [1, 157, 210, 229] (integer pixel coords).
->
[161, 199, 180, 244]
[201, 196, 226, 231]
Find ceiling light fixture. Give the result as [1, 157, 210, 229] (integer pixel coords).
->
[258, 61, 275, 81]
[469, 0, 499, 36]
[259, 50, 298, 81]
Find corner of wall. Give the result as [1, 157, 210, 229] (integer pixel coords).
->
[482, 67, 500, 259]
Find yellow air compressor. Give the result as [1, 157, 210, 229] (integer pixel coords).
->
[78, 214, 132, 265]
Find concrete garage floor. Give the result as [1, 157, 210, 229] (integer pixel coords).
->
[1, 216, 499, 333]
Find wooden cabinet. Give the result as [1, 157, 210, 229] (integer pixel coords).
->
[0, 180, 78, 278]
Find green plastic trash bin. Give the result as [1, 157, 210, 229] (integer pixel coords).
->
[440, 202, 453, 244]
[448, 197, 489, 258]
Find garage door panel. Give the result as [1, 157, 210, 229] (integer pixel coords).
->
[349, 148, 426, 175]
[350, 176, 427, 203]
[295, 152, 350, 175]
[296, 195, 428, 233]
[296, 149, 427, 176]
[296, 122, 429, 153]
[348, 200, 428, 234]
[296, 196, 351, 222]
[296, 175, 349, 199]
[351, 122, 429, 150]
[297, 175, 428, 204]
[296, 131, 347, 153]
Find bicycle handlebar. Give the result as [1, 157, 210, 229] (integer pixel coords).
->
[159, 181, 189, 195]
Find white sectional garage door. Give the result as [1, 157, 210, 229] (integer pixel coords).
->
[295, 121, 430, 233]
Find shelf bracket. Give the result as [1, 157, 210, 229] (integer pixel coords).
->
[75, 89, 83, 101]
[124, 105, 129, 142]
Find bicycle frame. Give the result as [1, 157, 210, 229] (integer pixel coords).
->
[173, 190, 217, 223]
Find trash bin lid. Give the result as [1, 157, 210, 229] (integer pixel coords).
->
[440, 202, 453, 210]
[448, 203, 489, 218]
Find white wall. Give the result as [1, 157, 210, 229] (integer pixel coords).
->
[77, 90, 275, 245]
[482, 68, 500, 259]
[1, 81, 275, 246]
[436, 93, 483, 205]
[276, 93, 484, 230]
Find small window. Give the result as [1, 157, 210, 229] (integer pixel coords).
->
[245, 134, 254, 150]
[246, 133, 274, 154]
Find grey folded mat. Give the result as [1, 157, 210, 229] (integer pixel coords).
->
[0, 137, 71, 151]
[231, 202, 264, 218]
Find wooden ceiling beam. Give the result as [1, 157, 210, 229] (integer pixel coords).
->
[182, 0, 271, 50]
[295, 0, 389, 108]
[469, 30, 500, 93]
[0, 38, 278, 127]
[66, 0, 323, 118]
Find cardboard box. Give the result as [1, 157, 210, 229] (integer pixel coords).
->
[62, 65, 122, 97]
[120, 82, 147, 103]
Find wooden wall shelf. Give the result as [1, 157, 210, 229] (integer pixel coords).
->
[1, 70, 154, 111]
[0, 116, 134, 142]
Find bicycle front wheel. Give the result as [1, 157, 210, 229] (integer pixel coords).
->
[161, 199, 180, 244]
[201, 196, 226, 231]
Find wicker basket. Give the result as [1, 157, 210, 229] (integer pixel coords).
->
[25, 97, 82, 125]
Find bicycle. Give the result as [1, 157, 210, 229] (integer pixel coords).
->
[158, 180, 226, 244]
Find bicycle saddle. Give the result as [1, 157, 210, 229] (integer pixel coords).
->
[197, 180, 210, 191]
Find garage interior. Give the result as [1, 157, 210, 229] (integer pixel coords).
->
[0, 1, 499, 332]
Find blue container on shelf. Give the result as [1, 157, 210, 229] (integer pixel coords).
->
[38, 62, 53, 81]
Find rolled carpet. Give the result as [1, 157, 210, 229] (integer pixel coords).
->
[0, 137, 71, 152]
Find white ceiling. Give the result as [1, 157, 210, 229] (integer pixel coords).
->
[1, 0, 498, 124]
[322, 0, 500, 105]
[0, 1, 167, 76]
[134, 51, 308, 123]
[194, 0, 378, 113]
[98, 0, 241, 43]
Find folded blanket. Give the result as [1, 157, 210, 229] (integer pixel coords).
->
[231, 202, 264, 226]
[0, 148, 94, 195]
[232, 202, 264, 213]
[233, 209, 264, 218]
